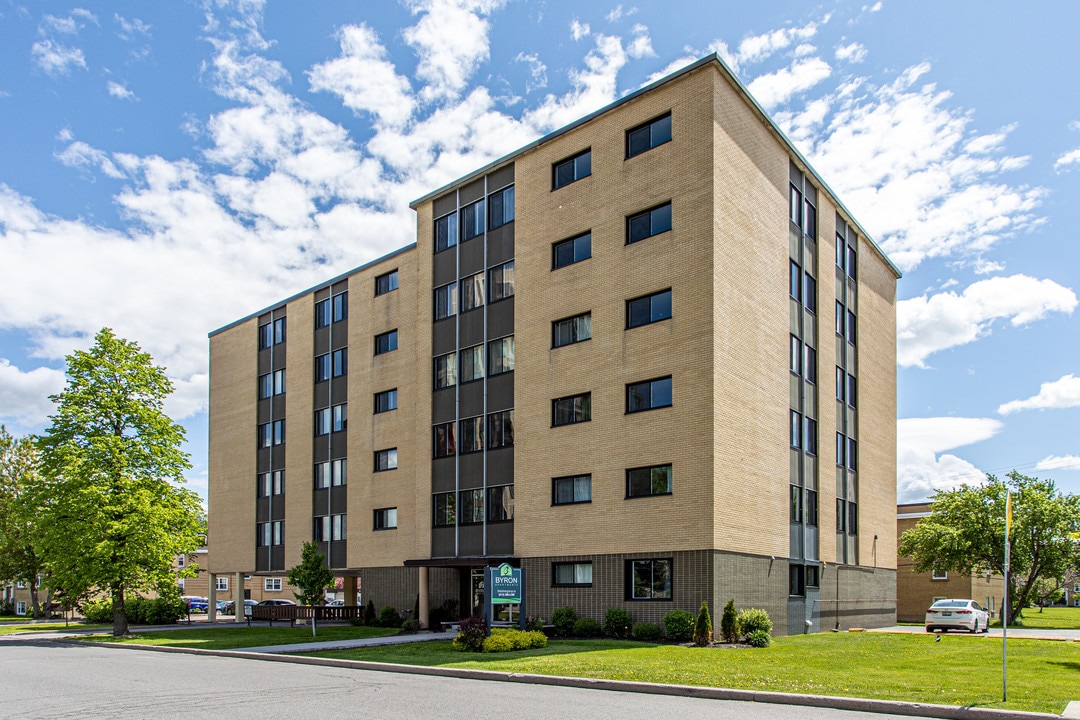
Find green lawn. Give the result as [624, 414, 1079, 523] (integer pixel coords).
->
[308, 633, 1080, 715]
[84, 624, 399, 650]
[1011, 606, 1080, 630]
[0, 622, 107, 635]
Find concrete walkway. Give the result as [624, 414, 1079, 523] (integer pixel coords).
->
[230, 629, 458, 654]
[868, 625, 1080, 641]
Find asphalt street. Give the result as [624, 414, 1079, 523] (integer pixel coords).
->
[0, 640, 956, 720]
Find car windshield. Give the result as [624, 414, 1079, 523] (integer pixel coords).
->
[932, 600, 969, 608]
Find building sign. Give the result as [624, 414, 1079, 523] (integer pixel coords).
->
[491, 562, 521, 604]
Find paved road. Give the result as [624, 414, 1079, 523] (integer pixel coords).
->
[0, 640, 950, 720]
[871, 625, 1080, 640]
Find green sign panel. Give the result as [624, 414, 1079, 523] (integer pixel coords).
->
[491, 562, 521, 604]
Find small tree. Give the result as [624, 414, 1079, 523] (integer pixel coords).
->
[0, 427, 47, 619]
[286, 541, 335, 636]
[720, 599, 740, 643]
[693, 600, 712, 646]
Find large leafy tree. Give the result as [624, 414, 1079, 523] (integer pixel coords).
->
[36, 328, 203, 636]
[0, 426, 48, 617]
[899, 472, 1080, 623]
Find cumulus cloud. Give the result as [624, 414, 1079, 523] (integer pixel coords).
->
[515, 52, 548, 92]
[107, 81, 135, 100]
[898, 417, 1000, 502]
[0, 359, 66, 429]
[835, 41, 867, 63]
[998, 374, 1080, 415]
[1035, 455, 1080, 471]
[897, 275, 1077, 368]
[402, 0, 506, 102]
[571, 19, 591, 40]
[747, 57, 832, 109]
[1055, 148, 1080, 171]
[31, 40, 87, 76]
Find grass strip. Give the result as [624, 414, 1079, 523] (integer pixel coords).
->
[306, 632, 1080, 715]
[82, 624, 399, 650]
[0, 622, 107, 636]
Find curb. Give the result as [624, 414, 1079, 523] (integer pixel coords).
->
[69, 639, 1062, 720]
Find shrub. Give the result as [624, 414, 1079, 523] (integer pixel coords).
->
[0, 599, 13, 616]
[551, 606, 578, 636]
[480, 628, 548, 652]
[377, 605, 402, 628]
[737, 608, 773, 639]
[693, 601, 713, 646]
[720, 599, 740, 643]
[604, 607, 633, 639]
[632, 621, 661, 641]
[349, 616, 365, 627]
[401, 619, 420, 633]
[571, 617, 601, 637]
[123, 596, 185, 625]
[526, 630, 548, 648]
[663, 609, 695, 642]
[525, 615, 545, 632]
[482, 632, 515, 653]
[452, 615, 488, 652]
[746, 629, 772, 648]
[364, 599, 377, 626]
[81, 598, 113, 624]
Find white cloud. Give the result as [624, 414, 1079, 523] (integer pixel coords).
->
[897, 275, 1078, 368]
[747, 57, 832, 109]
[402, 0, 505, 102]
[998, 374, 1080, 415]
[606, 5, 637, 23]
[525, 32, 628, 131]
[107, 81, 135, 100]
[0, 359, 66, 429]
[571, 19, 591, 40]
[514, 52, 547, 92]
[779, 62, 1044, 271]
[625, 24, 654, 59]
[835, 41, 867, 63]
[1055, 148, 1080, 171]
[730, 22, 820, 72]
[31, 40, 87, 76]
[54, 140, 126, 179]
[114, 14, 152, 40]
[1036, 455, 1080, 472]
[42, 9, 98, 35]
[898, 417, 1000, 502]
[308, 24, 415, 127]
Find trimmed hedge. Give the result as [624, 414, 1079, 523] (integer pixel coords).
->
[631, 621, 661, 641]
[662, 609, 695, 642]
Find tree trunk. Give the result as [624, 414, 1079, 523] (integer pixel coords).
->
[111, 584, 129, 637]
[29, 582, 40, 620]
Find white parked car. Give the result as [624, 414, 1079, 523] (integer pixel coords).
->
[925, 598, 990, 633]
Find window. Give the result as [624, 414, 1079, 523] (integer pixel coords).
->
[804, 201, 817, 240]
[804, 416, 818, 455]
[258, 323, 273, 349]
[791, 336, 802, 375]
[332, 403, 347, 432]
[627, 289, 671, 328]
[553, 474, 591, 505]
[332, 292, 347, 322]
[804, 272, 817, 313]
[553, 232, 591, 269]
[433, 492, 456, 527]
[459, 416, 484, 454]
[315, 298, 331, 329]
[315, 353, 330, 383]
[375, 389, 398, 414]
[314, 460, 346, 489]
[462, 199, 485, 240]
[836, 498, 846, 532]
[836, 302, 856, 345]
[806, 489, 818, 526]
[790, 261, 802, 301]
[314, 407, 331, 436]
[626, 112, 671, 158]
[627, 376, 672, 413]
[848, 437, 857, 471]
[375, 330, 398, 355]
[790, 185, 802, 226]
[931, 567, 948, 581]
[374, 508, 397, 530]
[177, 555, 186, 568]
[627, 464, 672, 498]
[315, 514, 347, 540]
[460, 272, 485, 312]
[488, 485, 514, 522]
[627, 558, 672, 600]
[627, 202, 672, 244]
[375, 269, 398, 296]
[459, 489, 484, 525]
[273, 317, 286, 344]
[434, 283, 457, 320]
[789, 565, 805, 597]
[434, 352, 457, 389]
[488, 185, 515, 229]
[374, 448, 398, 472]
[16, 601, 26, 616]
[790, 484, 803, 523]
[257, 521, 283, 546]
[488, 336, 514, 375]
[847, 374, 857, 407]
[807, 565, 820, 588]
[553, 312, 591, 348]
[332, 348, 347, 377]
[487, 410, 514, 449]
[847, 501, 858, 534]
[805, 345, 816, 383]
[791, 411, 804, 449]
[258, 369, 285, 399]
[264, 577, 282, 592]
[488, 260, 515, 302]
[258, 470, 284, 496]
[553, 562, 593, 587]
[460, 345, 484, 383]
[847, 246, 857, 280]
[216, 577, 229, 592]
[435, 211, 458, 253]
[433, 422, 456, 458]
[177, 578, 185, 591]
[258, 420, 285, 447]
[553, 393, 591, 426]
[553, 149, 591, 189]
[836, 432, 846, 468]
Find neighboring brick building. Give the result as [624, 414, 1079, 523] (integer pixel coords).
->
[896, 503, 1005, 623]
[208, 54, 900, 635]
[176, 547, 299, 612]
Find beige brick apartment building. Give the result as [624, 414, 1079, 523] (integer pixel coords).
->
[208, 54, 901, 634]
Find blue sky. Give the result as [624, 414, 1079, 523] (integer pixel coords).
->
[1, 0, 1078, 506]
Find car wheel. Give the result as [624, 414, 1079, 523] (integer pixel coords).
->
[970, 620, 978, 634]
